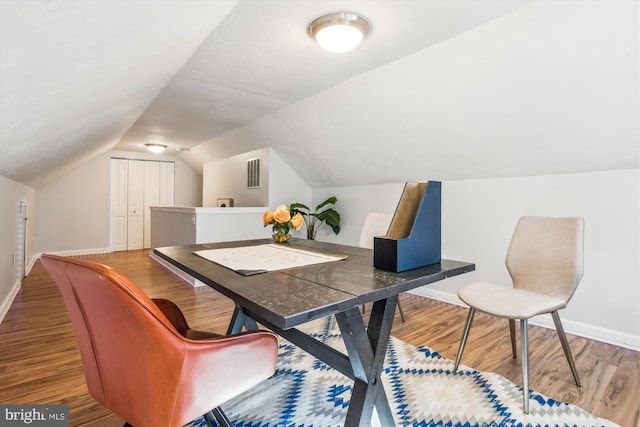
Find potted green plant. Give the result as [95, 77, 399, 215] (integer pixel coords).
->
[290, 197, 341, 240]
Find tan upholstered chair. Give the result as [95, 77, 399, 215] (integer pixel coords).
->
[453, 216, 584, 413]
[359, 212, 405, 322]
[41, 254, 279, 427]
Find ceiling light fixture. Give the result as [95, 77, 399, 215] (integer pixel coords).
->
[309, 12, 371, 54]
[145, 143, 167, 154]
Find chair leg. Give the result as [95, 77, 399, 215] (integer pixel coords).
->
[397, 298, 405, 322]
[203, 411, 217, 427]
[521, 318, 529, 414]
[212, 407, 233, 427]
[551, 311, 581, 387]
[454, 307, 476, 371]
[203, 407, 232, 427]
[509, 319, 517, 359]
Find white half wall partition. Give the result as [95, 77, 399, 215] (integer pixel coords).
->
[149, 206, 273, 287]
[150, 206, 272, 248]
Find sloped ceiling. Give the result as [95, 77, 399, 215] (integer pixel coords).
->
[0, 0, 237, 188]
[1, 0, 638, 189]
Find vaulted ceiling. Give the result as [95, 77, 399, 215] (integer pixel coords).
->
[1, 0, 637, 189]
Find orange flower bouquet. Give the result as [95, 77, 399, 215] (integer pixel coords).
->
[263, 204, 304, 242]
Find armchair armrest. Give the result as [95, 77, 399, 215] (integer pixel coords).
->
[153, 298, 190, 333]
[171, 330, 279, 425]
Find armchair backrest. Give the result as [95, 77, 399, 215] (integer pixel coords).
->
[506, 216, 584, 302]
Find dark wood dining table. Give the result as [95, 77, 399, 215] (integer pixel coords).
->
[153, 238, 475, 427]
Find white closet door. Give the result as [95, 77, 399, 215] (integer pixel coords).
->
[143, 161, 160, 249]
[127, 160, 145, 250]
[159, 162, 175, 205]
[110, 159, 128, 251]
[111, 158, 175, 251]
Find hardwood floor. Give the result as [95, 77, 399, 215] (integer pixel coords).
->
[1, 250, 638, 427]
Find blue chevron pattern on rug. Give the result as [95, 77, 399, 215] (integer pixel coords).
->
[185, 319, 617, 427]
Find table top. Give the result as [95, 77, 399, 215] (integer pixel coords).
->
[153, 238, 475, 330]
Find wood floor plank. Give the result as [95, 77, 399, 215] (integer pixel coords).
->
[0, 250, 637, 426]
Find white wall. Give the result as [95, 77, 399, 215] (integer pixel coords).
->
[267, 148, 311, 210]
[201, 147, 312, 237]
[313, 183, 404, 244]
[313, 169, 640, 350]
[35, 150, 202, 254]
[0, 175, 36, 322]
[202, 147, 311, 213]
[202, 148, 270, 207]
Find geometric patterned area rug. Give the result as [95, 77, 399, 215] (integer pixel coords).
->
[186, 319, 618, 427]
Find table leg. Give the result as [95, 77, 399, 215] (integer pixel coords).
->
[227, 305, 259, 334]
[336, 296, 397, 427]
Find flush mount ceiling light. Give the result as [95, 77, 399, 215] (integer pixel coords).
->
[145, 143, 167, 154]
[309, 12, 371, 53]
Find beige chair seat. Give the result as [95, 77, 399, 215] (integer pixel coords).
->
[458, 282, 567, 319]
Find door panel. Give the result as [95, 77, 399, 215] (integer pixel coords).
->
[127, 160, 145, 250]
[143, 161, 160, 249]
[110, 159, 128, 251]
[159, 162, 175, 206]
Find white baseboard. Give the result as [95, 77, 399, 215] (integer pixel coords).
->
[149, 253, 205, 288]
[0, 249, 112, 324]
[25, 254, 38, 276]
[0, 278, 22, 324]
[530, 314, 640, 352]
[409, 287, 466, 307]
[40, 247, 112, 257]
[1, 253, 41, 324]
[409, 287, 640, 352]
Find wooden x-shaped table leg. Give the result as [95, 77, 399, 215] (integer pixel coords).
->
[226, 296, 398, 427]
[335, 296, 397, 426]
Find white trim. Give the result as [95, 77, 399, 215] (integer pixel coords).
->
[25, 254, 38, 276]
[530, 314, 640, 352]
[39, 248, 112, 257]
[0, 279, 22, 324]
[408, 287, 466, 307]
[1, 254, 41, 325]
[149, 253, 205, 287]
[409, 287, 640, 352]
[149, 206, 267, 214]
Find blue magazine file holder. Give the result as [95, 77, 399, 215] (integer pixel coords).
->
[373, 181, 441, 272]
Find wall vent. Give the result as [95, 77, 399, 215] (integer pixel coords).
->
[247, 158, 261, 188]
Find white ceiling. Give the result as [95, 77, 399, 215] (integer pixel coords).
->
[1, 0, 638, 189]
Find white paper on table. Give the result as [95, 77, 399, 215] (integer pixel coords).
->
[194, 244, 347, 275]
